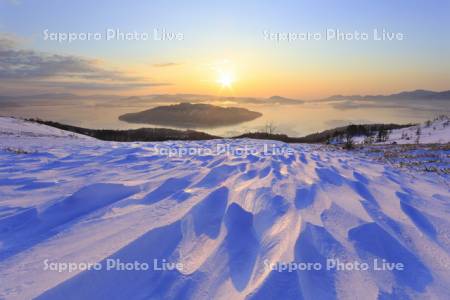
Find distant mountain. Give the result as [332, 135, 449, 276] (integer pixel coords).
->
[0, 93, 82, 101]
[0, 93, 86, 107]
[119, 102, 262, 127]
[0, 93, 120, 103]
[267, 95, 304, 104]
[326, 89, 450, 101]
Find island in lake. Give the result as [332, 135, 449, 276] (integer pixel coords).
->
[119, 102, 262, 127]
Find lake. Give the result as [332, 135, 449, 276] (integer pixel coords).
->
[2, 100, 448, 137]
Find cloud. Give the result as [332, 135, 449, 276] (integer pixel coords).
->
[152, 62, 182, 68]
[0, 38, 125, 80]
[331, 100, 405, 110]
[37, 81, 171, 90]
[0, 35, 169, 91]
[330, 99, 449, 113]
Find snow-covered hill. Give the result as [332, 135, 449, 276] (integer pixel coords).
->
[0, 117, 90, 140]
[353, 115, 450, 145]
[386, 115, 450, 144]
[0, 117, 449, 299]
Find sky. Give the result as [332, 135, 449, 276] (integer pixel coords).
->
[0, 0, 449, 99]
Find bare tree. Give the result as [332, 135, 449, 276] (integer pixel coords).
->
[377, 128, 386, 142]
[264, 122, 277, 134]
[416, 126, 421, 144]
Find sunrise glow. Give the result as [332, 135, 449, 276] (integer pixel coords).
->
[217, 71, 235, 89]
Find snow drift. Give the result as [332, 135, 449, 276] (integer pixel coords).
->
[0, 117, 449, 299]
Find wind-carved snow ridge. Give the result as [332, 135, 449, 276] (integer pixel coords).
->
[0, 117, 449, 300]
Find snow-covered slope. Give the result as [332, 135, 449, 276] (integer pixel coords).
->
[386, 115, 450, 144]
[0, 117, 449, 300]
[0, 117, 90, 140]
[353, 115, 450, 145]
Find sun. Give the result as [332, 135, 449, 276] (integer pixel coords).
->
[217, 71, 235, 89]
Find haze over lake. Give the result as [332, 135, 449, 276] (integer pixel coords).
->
[2, 96, 448, 137]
